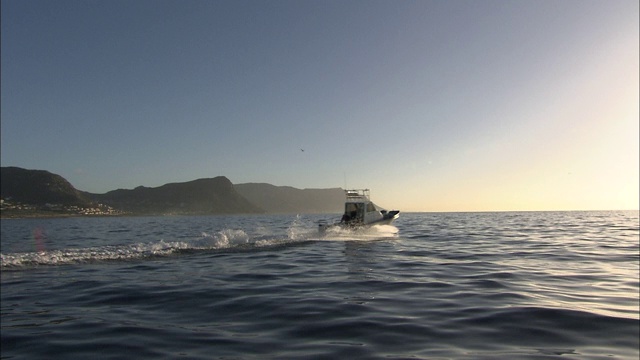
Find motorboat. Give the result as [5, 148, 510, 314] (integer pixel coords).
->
[318, 189, 399, 233]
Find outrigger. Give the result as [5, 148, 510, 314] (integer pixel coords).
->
[318, 189, 399, 233]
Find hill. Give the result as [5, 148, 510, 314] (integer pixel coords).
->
[234, 183, 344, 214]
[1, 167, 92, 207]
[89, 177, 263, 215]
[1, 167, 346, 217]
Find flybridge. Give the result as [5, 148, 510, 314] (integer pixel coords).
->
[345, 189, 370, 201]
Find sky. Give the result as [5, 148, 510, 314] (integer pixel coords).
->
[1, 0, 638, 212]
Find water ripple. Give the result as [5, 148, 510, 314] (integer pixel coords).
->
[1, 211, 638, 359]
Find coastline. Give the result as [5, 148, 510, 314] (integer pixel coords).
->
[0, 211, 126, 220]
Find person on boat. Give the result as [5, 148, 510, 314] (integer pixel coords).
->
[340, 212, 351, 223]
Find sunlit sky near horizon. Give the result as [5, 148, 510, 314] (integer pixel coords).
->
[1, 0, 638, 212]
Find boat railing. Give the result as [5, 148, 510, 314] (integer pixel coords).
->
[345, 189, 370, 200]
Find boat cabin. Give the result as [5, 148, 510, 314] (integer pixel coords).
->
[341, 189, 387, 225]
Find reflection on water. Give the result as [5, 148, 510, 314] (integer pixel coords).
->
[1, 212, 638, 359]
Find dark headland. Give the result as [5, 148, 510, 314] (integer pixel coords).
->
[0, 167, 344, 218]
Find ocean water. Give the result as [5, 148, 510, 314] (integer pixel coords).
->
[1, 211, 638, 359]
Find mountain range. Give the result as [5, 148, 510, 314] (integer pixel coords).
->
[0, 167, 345, 216]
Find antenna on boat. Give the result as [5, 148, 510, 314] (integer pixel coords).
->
[343, 172, 347, 190]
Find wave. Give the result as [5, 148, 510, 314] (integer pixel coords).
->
[0, 223, 399, 269]
[0, 229, 293, 269]
[320, 224, 399, 241]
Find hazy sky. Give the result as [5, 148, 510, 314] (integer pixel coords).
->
[2, 0, 638, 212]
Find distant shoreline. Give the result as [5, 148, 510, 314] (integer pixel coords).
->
[0, 210, 333, 219]
[0, 211, 125, 220]
[2, 209, 636, 220]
